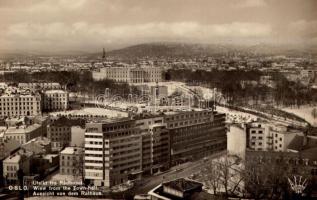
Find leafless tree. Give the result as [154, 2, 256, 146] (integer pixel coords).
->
[204, 155, 244, 198]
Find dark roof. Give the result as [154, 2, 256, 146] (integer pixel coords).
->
[288, 135, 304, 151]
[0, 139, 21, 160]
[288, 135, 317, 151]
[300, 147, 317, 161]
[51, 116, 85, 127]
[162, 178, 203, 193]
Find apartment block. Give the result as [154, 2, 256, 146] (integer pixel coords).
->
[84, 119, 142, 187]
[245, 121, 303, 152]
[84, 109, 227, 187]
[165, 110, 227, 166]
[47, 116, 85, 151]
[43, 90, 68, 111]
[135, 115, 170, 174]
[60, 147, 84, 176]
[3, 150, 32, 184]
[0, 88, 41, 117]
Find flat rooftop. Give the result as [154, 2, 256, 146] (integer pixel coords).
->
[162, 178, 203, 193]
[5, 124, 41, 134]
[60, 146, 83, 155]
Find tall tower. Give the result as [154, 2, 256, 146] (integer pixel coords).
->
[102, 48, 106, 59]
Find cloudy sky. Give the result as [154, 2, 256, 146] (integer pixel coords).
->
[0, 0, 316, 53]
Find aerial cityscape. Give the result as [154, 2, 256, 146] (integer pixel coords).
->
[0, 0, 316, 199]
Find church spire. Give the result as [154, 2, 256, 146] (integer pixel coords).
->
[102, 48, 106, 59]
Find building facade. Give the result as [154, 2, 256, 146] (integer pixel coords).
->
[92, 66, 162, 83]
[0, 94, 41, 117]
[4, 124, 43, 145]
[43, 90, 68, 111]
[84, 119, 142, 187]
[47, 125, 71, 152]
[18, 82, 61, 90]
[3, 151, 31, 184]
[84, 109, 227, 187]
[245, 121, 303, 152]
[135, 115, 170, 174]
[60, 147, 83, 176]
[165, 110, 227, 166]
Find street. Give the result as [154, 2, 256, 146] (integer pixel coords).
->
[134, 150, 226, 194]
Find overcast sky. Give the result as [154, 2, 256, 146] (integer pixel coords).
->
[0, 0, 316, 52]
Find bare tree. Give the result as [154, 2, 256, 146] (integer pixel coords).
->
[204, 155, 244, 198]
[243, 152, 310, 200]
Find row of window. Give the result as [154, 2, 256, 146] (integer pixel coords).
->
[0, 102, 37, 106]
[0, 106, 38, 110]
[6, 165, 17, 171]
[0, 97, 38, 101]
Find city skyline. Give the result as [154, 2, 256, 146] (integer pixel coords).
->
[0, 0, 316, 53]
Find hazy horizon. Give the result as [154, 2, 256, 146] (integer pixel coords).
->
[0, 0, 316, 53]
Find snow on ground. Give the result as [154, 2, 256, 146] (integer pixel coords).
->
[216, 106, 258, 123]
[281, 106, 317, 127]
[50, 107, 128, 118]
[133, 81, 186, 96]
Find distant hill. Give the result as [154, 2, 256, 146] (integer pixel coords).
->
[1, 42, 316, 59]
[102, 42, 317, 59]
[105, 43, 225, 58]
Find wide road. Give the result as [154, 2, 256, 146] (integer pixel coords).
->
[134, 150, 226, 194]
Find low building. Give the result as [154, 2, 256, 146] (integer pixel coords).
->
[60, 147, 83, 177]
[0, 139, 20, 187]
[147, 178, 210, 200]
[22, 137, 51, 155]
[3, 149, 32, 184]
[4, 123, 43, 145]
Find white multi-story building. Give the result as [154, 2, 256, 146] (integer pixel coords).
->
[245, 122, 303, 152]
[135, 115, 170, 174]
[0, 92, 41, 117]
[92, 66, 162, 83]
[43, 90, 68, 111]
[84, 119, 142, 187]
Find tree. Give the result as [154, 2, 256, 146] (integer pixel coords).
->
[243, 152, 310, 200]
[204, 155, 244, 198]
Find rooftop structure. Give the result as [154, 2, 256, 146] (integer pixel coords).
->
[148, 178, 208, 200]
